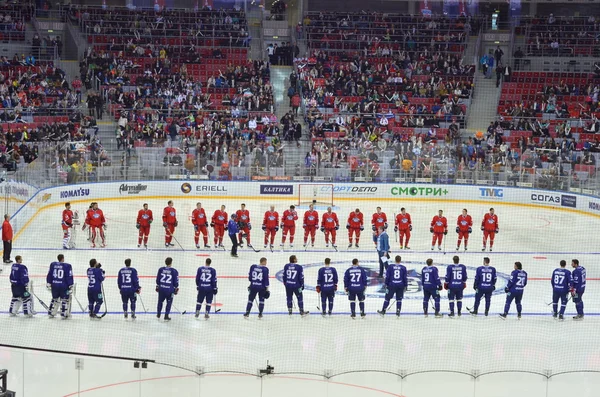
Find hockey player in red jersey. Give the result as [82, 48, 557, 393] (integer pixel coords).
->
[430, 210, 448, 251]
[85, 203, 94, 241]
[371, 207, 388, 245]
[321, 207, 339, 248]
[456, 208, 472, 251]
[262, 205, 279, 249]
[481, 208, 499, 251]
[211, 205, 228, 248]
[162, 200, 178, 247]
[303, 204, 319, 247]
[347, 208, 364, 248]
[236, 203, 252, 248]
[62, 202, 74, 249]
[281, 205, 298, 248]
[192, 202, 210, 249]
[84, 202, 106, 248]
[136, 203, 153, 248]
[394, 207, 412, 249]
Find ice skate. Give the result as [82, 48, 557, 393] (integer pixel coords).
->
[431, 246, 434, 250]
[243, 312, 250, 319]
[131, 312, 136, 320]
[195, 310, 200, 318]
[144, 244, 148, 249]
[288, 308, 293, 316]
[204, 244, 211, 249]
[355, 244, 359, 248]
[124, 312, 128, 319]
[558, 314, 564, 321]
[360, 312, 366, 318]
[348, 243, 352, 248]
[164, 315, 171, 322]
[377, 309, 386, 317]
[573, 314, 584, 321]
[396, 309, 400, 317]
[137, 244, 141, 248]
[290, 244, 294, 248]
[204, 313, 210, 319]
[325, 244, 329, 248]
[196, 244, 200, 249]
[301, 310, 309, 317]
[499, 313, 507, 319]
[438, 246, 441, 250]
[434, 312, 443, 318]
[552, 313, 558, 319]
[482, 246, 486, 251]
[350, 313, 356, 319]
[258, 313, 263, 319]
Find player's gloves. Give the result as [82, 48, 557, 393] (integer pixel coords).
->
[372, 225, 376, 231]
[247, 285, 251, 292]
[346, 224, 350, 230]
[136, 288, 141, 294]
[430, 227, 434, 233]
[204, 222, 209, 227]
[468, 227, 472, 233]
[384, 223, 388, 229]
[360, 226, 364, 231]
[67, 286, 73, 295]
[297, 287, 303, 294]
[194, 224, 199, 231]
[275, 226, 279, 232]
[456, 227, 460, 233]
[210, 222, 215, 227]
[303, 224, 307, 228]
[96, 263, 102, 269]
[481, 226, 484, 231]
[394, 226, 398, 232]
[437, 285, 443, 291]
[23, 291, 30, 298]
[334, 284, 338, 291]
[136, 223, 141, 230]
[224, 225, 228, 231]
[384, 286, 389, 294]
[409, 225, 412, 231]
[344, 288, 349, 294]
[174, 288, 179, 295]
[495, 228, 499, 233]
[262, 224, 266, 231]
[320, 227, 325, 233]
[504, 287, 510, 293]
[335, 226, 339, 230]
[444, 283, 449, 290]
[46, 283, 51, 290]
[163, 222, 168, 228]
[148, 220, 152, 224]
[444, 231, 448, 235]
[213, 288, 218, 295]
[174, 221, 178, 227]
[473, 284, 477, 291]
[570, 288, 576, 297]
[264, 290, 271, 299]
[492, 285, 495, 291]
[248, 223, 252, 230]
[316, 286, 321, 293]
[463, 282, 466, 289]
[155, 286, 159, 292]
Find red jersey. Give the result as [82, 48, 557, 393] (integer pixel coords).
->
[372, 212, 387, 229]
[347, 211, 364, 228]
[62, 209, 73, 229]
[236, 209, 251, 225]
[263, 211, 279, 228]
[86, 209, 105, 228]
[395, 213, 412, 230]
[162, 206, 177, 225]
[137, 209, 153, 227]
[457, 214, 472, 231]
[282, 209, 298, 227]
[303, 210, 319, 227]
[431, 215, 447, 233]
[212, 210, 228, 226]
[321, 212, 339, 230]
[482, 213, 498, 231]
[192, 208, 208, 226]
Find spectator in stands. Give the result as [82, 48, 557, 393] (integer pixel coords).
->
[513, 47, 524, 70]
[494, 46, 504, 65]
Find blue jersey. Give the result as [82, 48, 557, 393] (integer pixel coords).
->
[10, 263, 30, 287]
[421, 266, 441, 290]
[118, 267, 140, 291]
[283, 263, 304, 289]
[46, 261, 74, 289]
[445, 264, 467, 289]
[474, 266, 497, 291]
[507, 269, 528, 293]
[385, 263, 407, 288]
[249, 264, 269, 290]
[156, 266, 179, 292]
[228, 219, 239, 235]
[551, 268, 572, 292]
[196, 266, 217, 291]
[317, 266, 338, 292]
[572, 266, 586, 292]
[87, 267, 105, 292]
[344, 266, 367, 292]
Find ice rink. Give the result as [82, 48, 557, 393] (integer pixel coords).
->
[1, 196, 599, 397]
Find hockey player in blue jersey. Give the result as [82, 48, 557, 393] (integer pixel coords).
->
[571, 259, 586, 320]
[46, 254, 74, 319]
[500, 262, 528, 319]
[317, 257, 338, 316]
[118, 258, 140, 319]
[283, 255, 308, 316]
[156, 257, 179, 321]
[445, 255, 467, 317]
[87, 259, 105, 319]
[195, 258, 217, 319]
[471, 257, 497, 316]
[244, 257, 270, 319]
[551, 260, 571, 321]
[377, 255, 407, 317]
[9, 256, 33, 317]
[344, 258, 367, 318]
[421, 258, 443, 317]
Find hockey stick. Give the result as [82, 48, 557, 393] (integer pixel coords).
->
[73, 283, 87, 313]
[393, 212, 398, 243]
[247, 244, 261, 253]
[443, 233, 447, 255]
[31, 290, 49, 311]
[316, 291, 321, 311]
[172, 303, 187, 315]
[138, 293, 148, 313]
[166, 228, 185, 251]
[99, 283, 108, 318]
[386, 299, 397, 311]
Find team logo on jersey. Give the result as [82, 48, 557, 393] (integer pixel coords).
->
[181, 183, 192, 194]
[276, 261, 510, 300]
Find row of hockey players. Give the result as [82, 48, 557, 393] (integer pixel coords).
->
[61, 202, 500, 251]
[8, 254, 586, 321]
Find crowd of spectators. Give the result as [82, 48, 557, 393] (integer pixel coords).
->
[523, 15, 600, 57]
